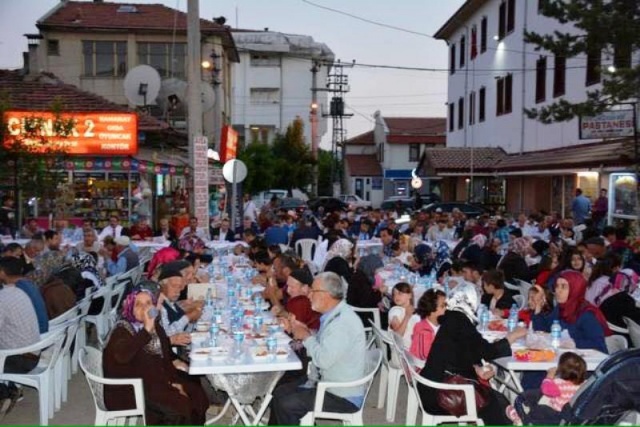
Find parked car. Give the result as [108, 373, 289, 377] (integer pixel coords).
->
[252, 189, 308, 209]
[380, 194, 440, 212]
[275, 198, 307, 216]
[422, 202, 493, 218]
[338, 194, 372, 209]
[307, 197, 348, 213]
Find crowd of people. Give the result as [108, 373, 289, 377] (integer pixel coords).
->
[2, 187, 640, 424]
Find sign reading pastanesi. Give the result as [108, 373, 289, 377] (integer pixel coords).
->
[579, 109, 636, 139]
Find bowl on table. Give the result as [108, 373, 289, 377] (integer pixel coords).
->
[195, 322, 210, 332]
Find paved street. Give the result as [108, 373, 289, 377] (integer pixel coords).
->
[3, 358, 412, 425]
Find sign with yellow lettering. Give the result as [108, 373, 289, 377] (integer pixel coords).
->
[3, 111, 138, 155]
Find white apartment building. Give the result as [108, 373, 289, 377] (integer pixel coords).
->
[432, 0, 638, 218]
[230, 30, 334, 146]
[344, 112, 446, 208]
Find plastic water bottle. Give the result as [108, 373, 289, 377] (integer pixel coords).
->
[509, 303, 519, 320]
[551, 320, 562, 349]
[480, 307, 490, 331]
[507, 303, 518, 332]
[253, 314, 264, 335]
[205, 288, 213, 308]
[266, 335, 277, 358]
[208, 263, 215, 283]
[209, 324, 218, 347]
[232, 330, 245, 358]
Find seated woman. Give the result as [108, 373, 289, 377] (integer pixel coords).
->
[103, 288, 208, 425]
[410, 289, 446, 366]
[520, 284, 555, 329]
[347, 254, 387, 327]
[480, 269, 517, 318]
[418, 283, 527, 425]
[551, 270, 611, 354]
[433, 241, 453, 280]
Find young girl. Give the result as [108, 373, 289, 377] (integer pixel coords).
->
[410, 289, 447, 365]
[507, 352, 587, 425]
[388, 282, 420, 349]
[392, 235, 414, 267]
[519, 284, 555, 329]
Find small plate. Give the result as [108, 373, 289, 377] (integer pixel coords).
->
[209, 348, 230, 360]
[190, 348, 213, 360]
[275, 348, 289, 359]
[252, 347, 269, 360]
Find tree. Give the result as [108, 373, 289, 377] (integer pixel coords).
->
[524, 0, 640, 123]
[237, 141, 276, 195]
[271, 118, 315, 195]
[317, 149, 336, 196]
[0, 96, 73, 222]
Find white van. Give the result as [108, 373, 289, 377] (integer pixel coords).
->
[252, 189, 308, 209]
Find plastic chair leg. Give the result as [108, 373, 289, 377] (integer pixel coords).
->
[385, 368, 402, 422]
[376, 365, 388, 409]
[406, 391, 419, 426]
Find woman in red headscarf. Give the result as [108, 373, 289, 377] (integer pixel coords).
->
[553, 270, 611, 354]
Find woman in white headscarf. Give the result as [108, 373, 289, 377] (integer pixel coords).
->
[322, 238, 354, 281]
[418, 283, 527, 425]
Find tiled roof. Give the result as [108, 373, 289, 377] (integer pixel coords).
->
[0, 69, 167, 132]
[345, 130, 374, 146]
[37, 1, 239, 61]
[345, 154, 382, 176]
[422, 147, 507, 173]
[498, 139, 635, 172]
[384, 117, 446, 144]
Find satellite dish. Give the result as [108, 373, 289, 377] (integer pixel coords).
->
[123, 65, 161, 106]
[222, 159, 247, 184]
[157, 78, 215, 113]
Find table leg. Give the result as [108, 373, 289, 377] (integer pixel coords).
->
[205, 400, 232, 425]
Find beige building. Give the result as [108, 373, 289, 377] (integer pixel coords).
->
[25, 0, 239, 146]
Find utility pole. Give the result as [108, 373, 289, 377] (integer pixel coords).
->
[187, 0, 208, 228]
[323, 61, 353, 196]
[211, 49, 222, 153]
[310, 61, 319, 197]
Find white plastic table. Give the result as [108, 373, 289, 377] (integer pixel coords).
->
[492, 348, 608, 394]
[189, 344, 302, 425]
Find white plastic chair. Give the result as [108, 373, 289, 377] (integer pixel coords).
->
[370, 320, 404, 422]
[0, 328, 66, 425]
[605, 334, 628, 354]
[504, 281, 520, 293]
[514, 279, 532, 297]
[79, 346, 146, 426]
[49, 305, 79, 327]
[295, 238, 318, 263]
[607, 321, 629, 335]
[389, 331, 484, 426]
[299, 348, 382, 426]
[82, 286, 113, 346]
[107, 282, 128, 330]
[623, 317, 640, 348]
[52, 316, 81, 411]
[513, 294, 526, 310]
[72, 294, 96, 374]
[349, 306, 382, 349]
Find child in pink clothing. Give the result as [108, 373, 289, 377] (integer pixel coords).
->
[409, 289, 447, 368]
[507, 351, 587, 425]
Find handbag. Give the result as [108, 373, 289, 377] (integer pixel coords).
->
[436, 372, 491, 417]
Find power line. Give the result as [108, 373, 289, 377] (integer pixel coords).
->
[300, 0, 436, 39]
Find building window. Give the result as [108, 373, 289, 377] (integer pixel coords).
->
[498, 0, 515, 41]
[458, 97, 464, 129]
[448, 102, 455, 132]
[249, 126, 272, 144]
[47, 39, 59, 56]
[249, 88, 280, 104]
[459, 35, 466, 68]
[586, 44, 601, 86]
[480, 16, 487, 53]
[470, 26, 478, 60]
[553, 55, 566, 97]
[82, 41, 127, 77]
[469, 91, 476, 125]
[479, 87, 486, 122]
[496, 74, 513, 116]
[250, 54, 280, 67]
[535, 56, 547, 103]
[137, 42, 186, 78]
[450, 43, 456, 74]
[409, 144, 420, 162]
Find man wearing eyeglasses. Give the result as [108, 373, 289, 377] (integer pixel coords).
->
[268, 272, 367, 425]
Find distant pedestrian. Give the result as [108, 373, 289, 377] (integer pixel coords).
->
[591, 188, 608, 231]
[571, 189, 591, 225]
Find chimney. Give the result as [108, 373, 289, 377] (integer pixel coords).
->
[25, 34, 42, 76]
[22, 52, 30, 75]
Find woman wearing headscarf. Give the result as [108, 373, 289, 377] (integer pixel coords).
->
[347, 254, 387, 327]
[433, 240, 452, 279]
[458, 233, 487, 267]
[418, 283, 527, 425]
[549, 270, 610, 353]
[322, 238, 353, 281]
[70, 251, 105, 288]
[103, 288, 209, 425]
[410, 244, 434, 276]
[497, 236, 532, 284]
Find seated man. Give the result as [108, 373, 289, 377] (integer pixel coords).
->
[71, 219, 98, 243]
[210, 218, 235, 242]
[269, 272, 367, 425]
[0, 256, 48, 334]
[129, 217, 154, 241]
[102, 236, 140, 277]
[157, 265, 202, 347]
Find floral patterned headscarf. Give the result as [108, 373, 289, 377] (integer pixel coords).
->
[446, 282, 479, 323]
[323, 238, 353, 269]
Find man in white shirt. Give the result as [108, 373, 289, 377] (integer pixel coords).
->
[97, 216, 123, 241]
[210, 218, 235, 242]
[179, 216, 209, 241]
[243, 194, 258, 223]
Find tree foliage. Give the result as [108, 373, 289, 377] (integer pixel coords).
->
[238, 117, 317, 196]
[524, 0, 640, 123]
